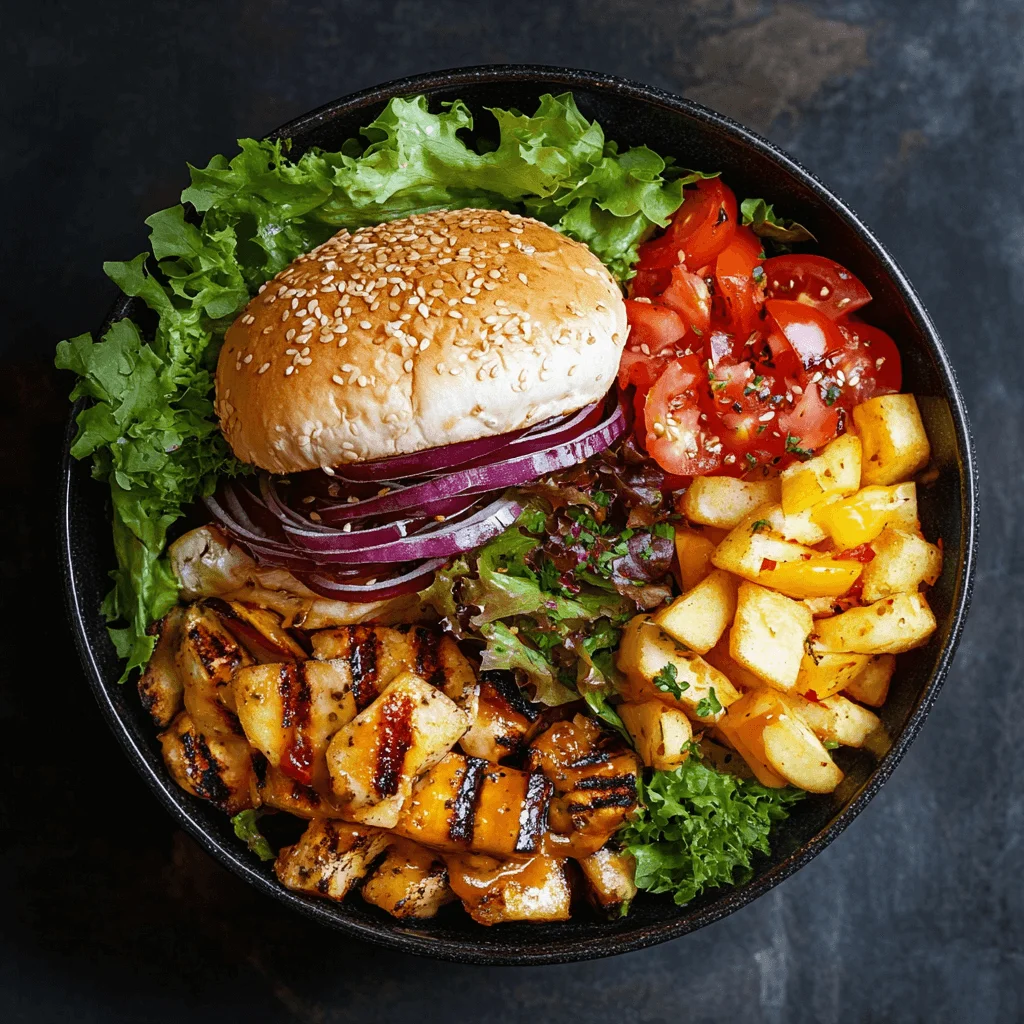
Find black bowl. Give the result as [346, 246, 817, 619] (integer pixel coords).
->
[59, 65, 977, 965]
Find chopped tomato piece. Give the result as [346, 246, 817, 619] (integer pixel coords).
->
[661, 267, 711, 335]
[763, 254, 872, 320]
[630, 267, 672, 298]
[777, 384, 840, 453]
[637, 179, 738, 270]
[765, 299, 845, 370]
[624, 300, 687, 354]
[644, 356, 723, 475]
[714, 227, 765, 337]
[618, 347, 670, 392]
[830, 319, 903, 407]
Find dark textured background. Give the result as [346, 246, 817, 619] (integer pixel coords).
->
[2, 1, 1019, 1021]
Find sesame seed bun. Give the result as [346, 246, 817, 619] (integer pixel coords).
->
[215, 208, 628, 474]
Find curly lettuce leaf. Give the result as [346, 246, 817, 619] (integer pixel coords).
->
[57, 91, 687, 680]
[619, 748, 804, 905]
[740, 196, 815, 244]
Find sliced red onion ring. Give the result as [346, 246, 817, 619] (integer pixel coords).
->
[295, 559, 447, 601]
[283, 496, 522, 563]
[307, 396, 626, 523]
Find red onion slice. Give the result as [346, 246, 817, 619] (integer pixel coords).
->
[295, 559, 447, 601]
[308, 396, 626, 523]
[283, 496, 522, 563]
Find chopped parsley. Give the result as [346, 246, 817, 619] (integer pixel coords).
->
[785, 434, 815, 459]
[823, 384, 842, 407]
[750, 519, 771, 534]
[695, 687, 723, 718]
[653, 662, 689, 699]
[824, 739, 840, 750]
[231, 810, 275, 862]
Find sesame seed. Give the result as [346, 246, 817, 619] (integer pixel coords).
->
[258, 362, 270, 374]
[488, 269, 501, 279]
[359, 320, 372, 330]
[243, 354, 253, 363]
[758, 411, 775, 422]
[403, 359, 413, 372]
[285, 366, 295, 376]
[332, 374, 345, 385]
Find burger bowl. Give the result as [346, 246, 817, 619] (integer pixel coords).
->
[59, 65, 977, 965]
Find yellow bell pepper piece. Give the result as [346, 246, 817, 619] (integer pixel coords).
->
[811, 483, 917, 549]
[756, 557, 864, 598]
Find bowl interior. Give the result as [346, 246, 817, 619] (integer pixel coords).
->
[60, 65, 975, 965]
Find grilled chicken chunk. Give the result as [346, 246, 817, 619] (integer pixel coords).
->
[177, 604, 253, 737]
[326, 672, 469, 828]
[159, 711, 256, 814]
[233, 659, 358, 794]
[311, 624, 478, 719]
[578, 846, 637, 915]
[275, 819, 390, 901]
[204, 598, 309, 662]
[459, 670, 536, 762]
[361, 838, 456, 919]
[138, 606, 186, 727]
[527, 715, 640, 858]
[254, 763, 344, 818]
[445, 853, 571, 925]
[392, 752, 552, 857]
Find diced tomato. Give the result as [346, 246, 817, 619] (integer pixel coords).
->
[830, 319, 903, 407]
[714, 226, 765, 337]
[661, 267, 711, 335]
[765, 299, 846, 370]
[777, 384, 841, 453]
[763, 254, 872, 319]
[753, 324, 802, 380]
[637, 179, 738, 271]
[644, 356, 723, 475]
[630, 267, 672, 298]
[618, 347, 670, 392]
[836, 544, 876, 563]
[624, 300, 687, 354]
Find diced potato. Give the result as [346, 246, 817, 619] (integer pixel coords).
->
[860, 527, 943, 602]
[813, 594, 937, 654]
[360, 838, 457, 919]
[762, 714, 844, 793]
[326, 671, 469, 828]
[730, 583, 814, 692]
[704, 631, 766, 690]
[853, 394, 931, 485]
[761, 502, 830, 545]
[779, 433, 862, 515]
[820, 695, 882, 748]
[711, 507, 816, 581]
[843, 654, 895, 707]
[776, 692, 839, 744]
[445, 853, 571, 925]
[619, 700, 693, 770]
[654, 569, 738, 653]
[681, 476, 781, 529]
[757, 557, 864, 599]
[716, 689, 790, 787]
[616, 616, 741, 724]
[275, 820, 389, 901]
[578, 847, 637, 914]
[812, 483, 918, 549]
[795, 649, 871, 701]
[699, 735, 757, 780]
[674, 527, 718, 591]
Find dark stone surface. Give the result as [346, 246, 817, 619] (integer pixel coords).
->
[1, 1, 1018, 1020]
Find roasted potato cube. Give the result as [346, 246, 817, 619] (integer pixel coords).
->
[275, 819, 389, 901]
[779, 433, 862, 515]
[233, 659, 358, 788]
[393, 753, 551, 858]
[716, 690, 790, 788]
[326, 671, 469, 828]
[138, 606, 185, 727]
[619, 701, 693, 770]
[177, 604, 253, 736]
[704, 631, 765, 691]
[756, 557, 864, 599]
[795, 649, 871, 701]
[860, 527, 943, 602]
[681, 476, 781, 528]
[730, 583, 814, 692]
[617, 616, 741, 723]
[578, 846, 637, 915]
[853, 394, 931, 485]
[654, 569, 738, 653]
[445, 853, 571, 925]
[674, 527, 718, 591]
[711, 508, 816, 581]
[811, 482, 918, 549]
[159, 711, 257, 814]
[813, 594, 937, 654]
[776, 692, 839, 744]
[843, 654, 895, 707]
[255, 764, 343, 819]
[762, 713, 844, 793]
[459, 670, 534, 762]
[361, 838, 457, 919]
[761, 502, 830, 545]
[820, 695, 882, 748]
[699, 735, 757, 780]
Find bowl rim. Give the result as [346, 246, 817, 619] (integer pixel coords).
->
[59, 62, 978, 966]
